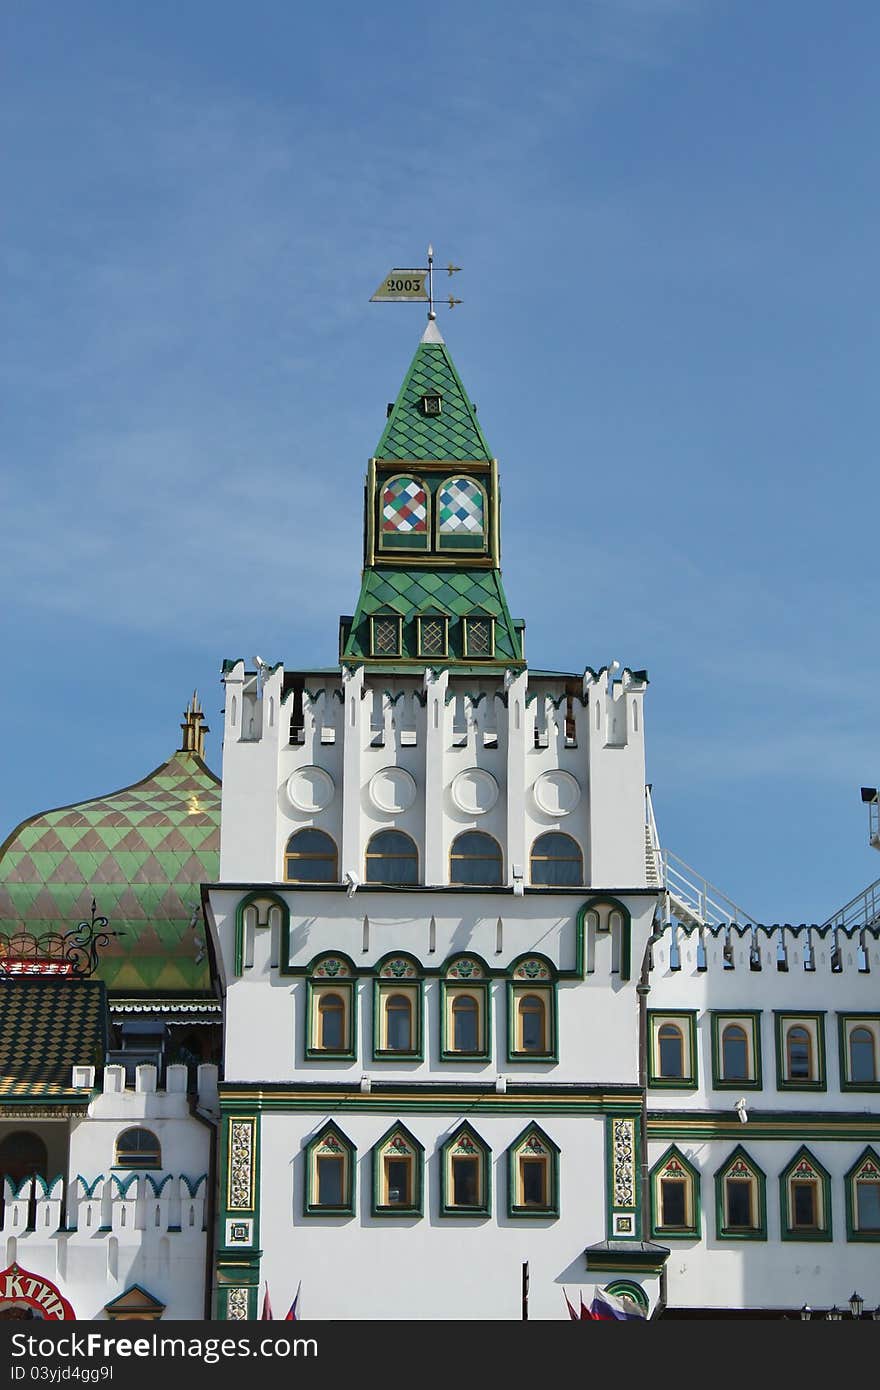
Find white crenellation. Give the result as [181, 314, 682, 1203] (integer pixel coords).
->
[219, 662, 650, 888]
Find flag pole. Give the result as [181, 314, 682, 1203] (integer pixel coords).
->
[521, 1260, 529, 1321]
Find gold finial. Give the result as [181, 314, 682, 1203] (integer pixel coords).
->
[180, 691, 209, 758]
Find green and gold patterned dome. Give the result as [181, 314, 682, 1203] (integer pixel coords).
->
[0, 697, 220, 997]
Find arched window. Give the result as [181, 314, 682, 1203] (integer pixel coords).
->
[530, 833, 583, 887]
[722, 1024, 749, 1081]
[452, 995, 479, 1052]
[658, 1024, 684, 1078]
[284, 829, 338, 883]
[449, 831, 503, 886]
[786, 1026, 812, 1081]
[115, 1128, 161, 1170]
[385, 993, 413, 1052]
[318, 993, 345, 1051]
[518, 994, 546, 1053]
[850, 1027, 876, 1084]
[0, 1131, 48, 1186]
[365, 830, 419, 886]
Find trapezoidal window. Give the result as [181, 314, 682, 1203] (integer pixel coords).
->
[365, 830, 419, 886]
[303, 1125, 355, 1217]
[284, 828, 338, 883]
[372, 1125, 423, 1216]
[115, 1127, 161, 1170]
[507, 1126, 559, 1218]
[529, 833, 583, 887]
[449, 830, 503, 886]
[848, 1150, 880, 1238]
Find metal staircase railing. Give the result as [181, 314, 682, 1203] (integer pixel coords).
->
[820, 877, 880, 932]
[645, 786, 758, 929]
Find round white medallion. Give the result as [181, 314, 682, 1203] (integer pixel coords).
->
[369, 767, 417, 814]
[532, 770, 581, 816]
[286, 766, 335, 813]
[450, 768, 499, 815]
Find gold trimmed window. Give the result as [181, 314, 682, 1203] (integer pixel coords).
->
[786, 1025, 812, 1080]
[463, 616, 494, 658]
[441, 1127, 490, 1216]
[781, 1149, 830, 1239]
[650, 1147, 699, 1238]
[365, 829, 419, 886]
[529, 832, 584, 887]
[370, 614, 402, 658]
[284, 828, 338, 883]
[374, 962, 422, 1058]
[115, 1128, 161, 1170]
[306, 957, 355, 1059]
[372, 1126, 423, 1215]
[449, 830, 503, 886]
[517, 993, 546, 1053]
[417, 614, 448, 659]
[507, 1126, 559, 1217]
[715, 1149, 766, 1239]
[721, 1024, 749, 1081]
[304, 1125, 355, 1216]
[848, 1150, 880, 1237]
[842, 1018, 880, 1086]
[658, 1023, 684, 1078]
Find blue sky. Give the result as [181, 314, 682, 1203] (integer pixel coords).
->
[2, 1, 878, 921]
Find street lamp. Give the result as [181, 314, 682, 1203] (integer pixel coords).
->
[826, 1306, 843, 1321]
[849, 1291, 864, 1320]
[800, 1305, 811, 1321]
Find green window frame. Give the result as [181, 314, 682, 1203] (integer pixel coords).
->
[373, 960, 424, 1061]
[440, 960, 491, 1062]
[304, 957, 357, 1061]
[507, 1124, 560, 1219]
[647, 1011, 698, 1090]
[779, 1147, 832, 1242]
[439, 1124, 491, 1218]
[845, 1147, 880, 1241]
[303, 1123, 356, 1217]
[371, 1123, 424, 1217]
[774, 1012, 826, 1091]
[710, 1011, 762, 1090]
[507, 958, 558, 1063]
[714, 1146, 767, 1241]
[837, 1014, 880, 1092]
[650, 1145, 701, 1240]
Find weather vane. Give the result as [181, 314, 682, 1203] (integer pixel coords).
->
[370, 245, 461, 319]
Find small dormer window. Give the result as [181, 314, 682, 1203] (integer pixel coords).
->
[371, 615, 402, 658]
[463, 616, 494, 659]
[421, 392, 442, 416]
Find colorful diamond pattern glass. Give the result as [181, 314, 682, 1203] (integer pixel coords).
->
[382, 478, 427, 533]
[438, 478, 484, 534]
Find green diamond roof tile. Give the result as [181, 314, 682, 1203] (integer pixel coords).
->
[375, 341, 492, 462]
[0, 751, 220, 996]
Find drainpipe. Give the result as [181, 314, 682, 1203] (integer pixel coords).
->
[190, 1091, 219, 1322]
[638, 920, 665, 1246]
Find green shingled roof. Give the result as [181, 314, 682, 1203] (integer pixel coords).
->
[0, 752, 220, 996]
[342, 566, 523, 665]
[374, 331, 493, 462]
[0, 978, 106, 1100]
